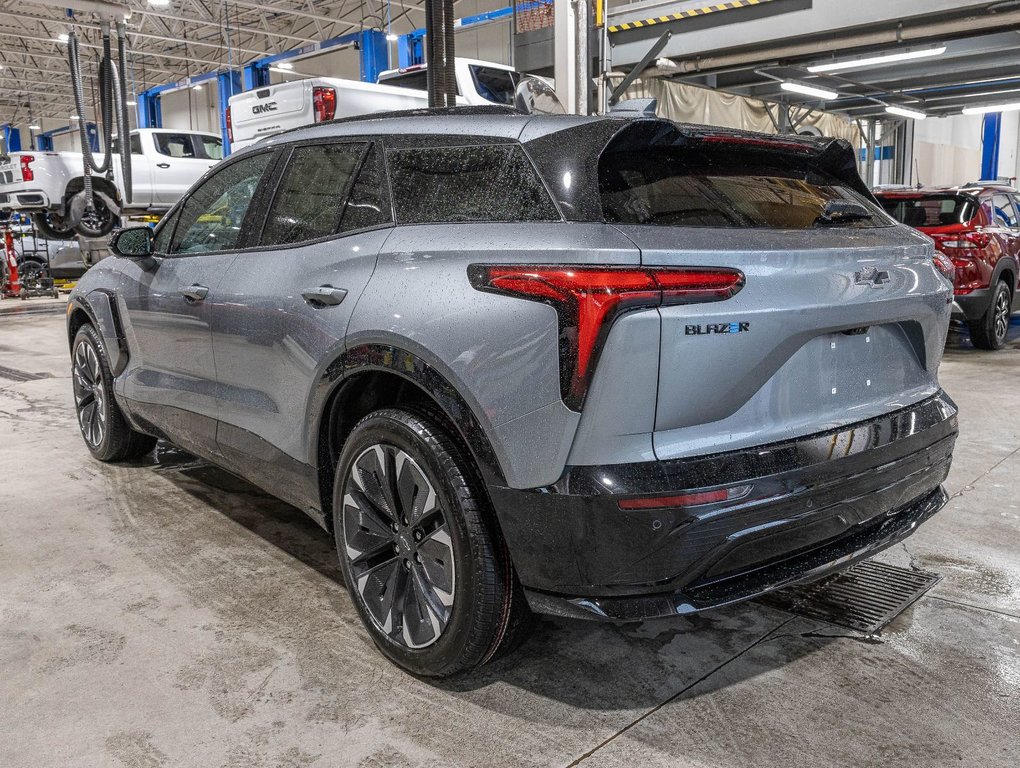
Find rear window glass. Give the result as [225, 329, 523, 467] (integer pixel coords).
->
[380, 70, 430, 92]
[879, 194, 978, 228]
[388, 144, 559, 224]
[601, 148, 888, 229]
[261, 143, 364, 246]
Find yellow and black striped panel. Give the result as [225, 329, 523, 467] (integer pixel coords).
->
[608, 0, 776, 34]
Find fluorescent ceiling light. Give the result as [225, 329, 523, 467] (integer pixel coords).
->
[885, 105, 927, 120]
[781, 81, 839, 100]
[126, 100, 137, 106]
[29, 124, 41, 130]
[56, 33, 69, 43]
[192, 84, 203, 91]
[148, 0, 171, 7]
[808, 46, 947, 73]
[69, 114, 80, 120]
[962, 102, 1020, 115]
[274, 61, 294, 70]
[386, 32, 399, 42]
[269, 66, 296, 74]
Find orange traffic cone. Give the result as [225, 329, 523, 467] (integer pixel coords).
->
[2, 228, 19, 298]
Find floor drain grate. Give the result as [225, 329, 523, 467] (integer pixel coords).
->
[761, 560, 941, 634]
[0, 365, 52, 382]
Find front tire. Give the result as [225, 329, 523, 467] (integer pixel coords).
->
[333, 408, 532, 677]
[969, 279, 1012, 350]
[72, 324, 157, 461]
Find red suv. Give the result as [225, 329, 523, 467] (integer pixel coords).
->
[877, 185, 1020, 349]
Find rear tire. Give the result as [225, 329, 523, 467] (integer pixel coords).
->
[74, 197, 118, 239]
[969, 279, 1012, 350]
[72, 324, 157, 461]
[333, 407, 532, 677]
[32, 212, 77, 241]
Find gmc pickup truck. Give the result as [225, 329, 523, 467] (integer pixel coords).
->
[0, 128, 222, 239]
[227, 58, 528, 150]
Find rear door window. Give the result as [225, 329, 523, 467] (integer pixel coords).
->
[469, 66, 520, 105]
[154, 133, 223, 160]
[990, 194, 1018, 228]
[600, 148, 888, 229]
[260, 143, 367, 246]
[388, 144, 559, 224]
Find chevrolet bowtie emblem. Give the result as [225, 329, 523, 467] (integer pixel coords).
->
[855, 267, 890, 287]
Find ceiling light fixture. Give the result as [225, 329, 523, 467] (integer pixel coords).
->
[808, 46, 947, 73]
[781, 81, 839, 100]
[126, 100, 137, 106]
[69, 114, 80, 120]
[386, 32, 399, 42]
[192, 84, 203, 91]
[29, 123, 41, 130]
[275, 61, 293, 70]
[885, 105, 927, 120]
[56, 32, 69, 43]
[962, 101, 1020, 115]
[148, 0, 172, 7]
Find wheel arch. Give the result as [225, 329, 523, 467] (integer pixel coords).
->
[313, 343, 507, 528]
[67, 292, 128, 375]
[65, 175, 122, 207]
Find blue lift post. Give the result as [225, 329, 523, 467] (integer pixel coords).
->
[981, 112, 1002, 181]
[35, 123, 99, 152]
[1, 124, 22, 153]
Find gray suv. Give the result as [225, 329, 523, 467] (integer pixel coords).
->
[68, 107, 959, 677]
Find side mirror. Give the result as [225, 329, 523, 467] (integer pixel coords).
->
[110, 226, 153, 258]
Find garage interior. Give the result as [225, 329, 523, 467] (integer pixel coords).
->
[1, 1, 1019, 767]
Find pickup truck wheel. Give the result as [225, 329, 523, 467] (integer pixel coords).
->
[31, 212, 77, 241]
[74, 200, 118, 239]
[969, 280, 1013, 350]
[72, 324, 157, 462]
[333, 408, 532, 677]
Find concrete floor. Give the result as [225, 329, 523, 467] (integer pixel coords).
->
[1, 303, 1018, 768]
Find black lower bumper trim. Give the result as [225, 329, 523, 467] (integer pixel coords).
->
[490, 392, 958, 600]
[525, 485, 948, 622]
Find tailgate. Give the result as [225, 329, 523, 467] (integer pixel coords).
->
[230, 82, 309, 135]
[616, 225, 952, 460]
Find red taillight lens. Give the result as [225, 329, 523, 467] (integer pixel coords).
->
[19, 155, 34, 182]
[225, 106, 233, 144]
[618, 485, 753, 510]
[932, 251, 955, 281]
[935, 231, 991, 249]
[468, 264, 744, 409]
[312, 86, 337, 122]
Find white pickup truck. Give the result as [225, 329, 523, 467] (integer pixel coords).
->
[0, 128, 222, 239]
[227, 58, 526, 150]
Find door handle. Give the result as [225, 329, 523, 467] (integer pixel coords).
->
[301, 285, 348, 307]
[179, 284, 209, 302]
[156, 162, 171, 169]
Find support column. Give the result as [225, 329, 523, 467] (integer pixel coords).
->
[242, 61, 270, 91]
[982, 112, 1002, 181]
[555, 0, 578, 113]
[136, 90, 162, 128]
[359, 29, 388, 83]
[398, 33, 425, 68]
[218, 70, 242, 155]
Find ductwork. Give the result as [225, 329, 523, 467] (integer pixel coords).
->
[425, 0, 456, 108]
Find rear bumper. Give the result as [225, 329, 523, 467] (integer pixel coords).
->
[488, 392, 958, 621]
[0, 189, 51, 210]
[952, 288, 992, 321]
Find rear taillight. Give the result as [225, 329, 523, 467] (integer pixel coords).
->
[468, 264, 744, 409]
[312, 86, 337, 122]
[225, 106, 233, 143]
[19, 155, 34, 182]
[935, 231, 991, 249]
[932, 251, 955, 281]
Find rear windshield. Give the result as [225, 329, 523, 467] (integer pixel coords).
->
[600, 147, 888, 229]
[388, 144, 559, 224]
[879, 194, 978, 228]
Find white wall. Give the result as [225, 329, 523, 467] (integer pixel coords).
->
[911, 114, 984, 186]
[996, 110, 1020, 183]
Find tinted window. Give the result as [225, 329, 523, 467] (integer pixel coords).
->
[154, 132, 222, 160]
[171, 152, 271, 254]
[601, 148, 887, 229]
[381, 70, 430, 92]
[340, 144, 390, 233]
[261, 143, 364, 246]
[990, 194, 1017, 228]
[470, 66, 519, 105]
[388, 144, 559, 224]
[110, 135, 143, 155]
[879, 194, 978, 228]
[152, 208, 180, 254]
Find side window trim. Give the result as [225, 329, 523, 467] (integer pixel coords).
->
[238, 146, 291, 250]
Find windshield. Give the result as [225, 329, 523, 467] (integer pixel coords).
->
[879, 194, 978, 228]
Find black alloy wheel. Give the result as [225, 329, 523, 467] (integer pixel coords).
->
[342, 443, 456, 649]
[970, 279, 1013, 350]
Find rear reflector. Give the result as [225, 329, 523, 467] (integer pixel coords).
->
[619, 485, 753, 510]
[468, 264, 744, 409]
